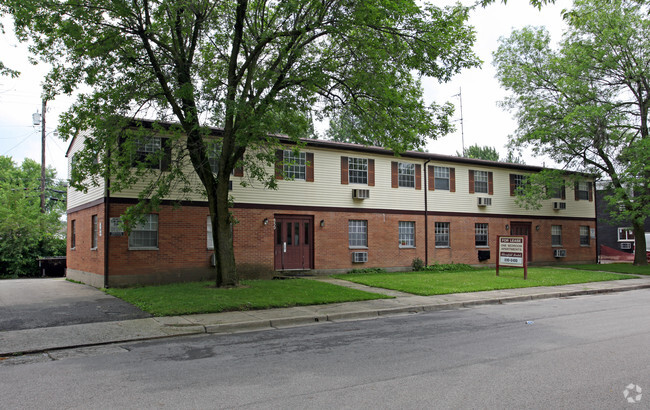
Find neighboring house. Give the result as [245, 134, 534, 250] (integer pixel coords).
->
[66, 121, 597, 287]
[595, 185, 650, 261]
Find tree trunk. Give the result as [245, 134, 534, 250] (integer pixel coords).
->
[210, 171, 238, 287]
[632, 220, 648, 266]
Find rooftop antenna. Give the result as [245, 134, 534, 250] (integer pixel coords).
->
[452, 87, 465, 156]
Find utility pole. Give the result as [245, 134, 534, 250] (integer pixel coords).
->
[453, 87, 465, 156]
[40, 99, 46, 213]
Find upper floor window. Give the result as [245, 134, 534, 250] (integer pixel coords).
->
[349, 158, 368, 185]
[284, 150, 306, 180]
[134, 137, 162, 169]
[398, 221, 415, 247]
[434, 166, 450, 190]
[398, 163, 415, 188]
[510, 174, 527, 196]
[576, 181, 591, 201]
[474, 170, 489, 194]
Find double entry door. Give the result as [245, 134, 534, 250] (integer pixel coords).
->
[274, 215, 314, 270]
[510, 221, 533, 262]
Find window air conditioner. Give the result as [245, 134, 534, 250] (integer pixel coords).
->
[553, 202, 566, 210]
[553, 249, 567, 258]
[352, 252, 368, 263]
[620, 242, 633, 250]
[352, 189, 370, 199]
[477, 197, 492, 207]
[210, 253, 216, 267]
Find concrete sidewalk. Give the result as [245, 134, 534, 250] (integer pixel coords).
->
[3, 276, 650, 356]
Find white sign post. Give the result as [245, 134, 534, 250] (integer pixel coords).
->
[497, 235, 528, 279]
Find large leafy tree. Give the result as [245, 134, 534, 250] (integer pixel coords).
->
[0, 156, 66, 277]
[1, 0, 547, 286]
[494, 0, 650, 264]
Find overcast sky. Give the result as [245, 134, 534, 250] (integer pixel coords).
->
[0, 0, 572, 180]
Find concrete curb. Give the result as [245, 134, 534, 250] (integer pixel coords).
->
[2, 281, 650, 356]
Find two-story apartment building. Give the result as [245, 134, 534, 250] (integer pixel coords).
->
[66, 124, 597, 287]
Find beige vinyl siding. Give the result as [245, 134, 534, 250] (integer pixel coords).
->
[426, 164, 594, 219]
[107, 139, 595, 219]
[67, 131, 106, 210]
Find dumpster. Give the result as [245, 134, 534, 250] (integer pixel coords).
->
[37, 256, 67, 277]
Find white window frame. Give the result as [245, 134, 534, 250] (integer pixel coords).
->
[618, 227, 635, 242]
[580, 225, 590, 246]
[434, 166, 450, 190]
[577, 181, 590, 200]
[349, 158, 368, 185]
[398, 163, 415, 188]
[91, 215, 98, 250]
[133, 137, 163, 169]
[513, 174, 526, 193]
[474, 171, 489, 194]
[475, 223, 488, 247]
[435, 222, 450, 248]
[349, 220, 368, 248]
[284, 150, 306, 180]
[207, 216, 214, 250]
[551, 225, 562, 246]
[128, 214, 159, 250]
[398, 221, 415, 248]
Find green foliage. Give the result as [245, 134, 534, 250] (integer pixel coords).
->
[2, 0, 487, 286]
[421, 262, 474, 272]
[411, 257, 425, 271]
[105, 279, 391, 316]
[348, 267, 387, 275]
[0, 156, 66, 278]
[333, 267, 634, 296]
[457, 144, 500, 161]
[493, 0, 650, 264]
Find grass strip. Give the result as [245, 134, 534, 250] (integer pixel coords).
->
[105, 278, 391, 316]
[562, 263, 650, 275]
[333, 267, 635, 296]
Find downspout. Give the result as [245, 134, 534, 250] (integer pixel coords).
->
[103, 150, 111, 288]
[423, 159, 431, 266]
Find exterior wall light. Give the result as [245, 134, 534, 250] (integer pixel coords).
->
[505, 224, 509, 231]
[536, 225, 541, 231]
[263, 218, 269, 225]
[320, 220, 325, 227]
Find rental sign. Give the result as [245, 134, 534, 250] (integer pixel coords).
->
[496, 235, 528, 279]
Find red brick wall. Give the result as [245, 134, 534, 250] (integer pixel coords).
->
[68, 201, 597, 286]
[67, 203, 105, 276]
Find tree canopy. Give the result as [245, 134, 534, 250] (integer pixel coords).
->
[1, 0, 553, 285]
[0, 156, 66, 277]
[494, 0, 650, 264]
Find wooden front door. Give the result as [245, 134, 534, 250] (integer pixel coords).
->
[274, 215, 314, 270]
[510, 222, 533, 262]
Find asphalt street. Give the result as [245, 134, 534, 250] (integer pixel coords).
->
[0, 278, 150, 331]
[2, 289, 650, 409]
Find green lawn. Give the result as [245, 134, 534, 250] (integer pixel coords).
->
[105, 279, 391, 316]
[332, 267, 635, 296]
[563, 263, 650, 275]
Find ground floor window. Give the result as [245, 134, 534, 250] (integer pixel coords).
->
[349, 220, 368, 248]
[475, 223, 488, 247]
[580, 226, 590, 246]
[71, 220, 76, 249]
[91, 215, 98, 249]
[129, 214, 159, 249]
[551, 225, 562, 246]
[435, 222, 450, 247]
[398, 221, 415, 247]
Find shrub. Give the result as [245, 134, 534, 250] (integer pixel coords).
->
[348, 267, 386, 274]
[411, 257, 425, 271]
[422, 262, 474, 272]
